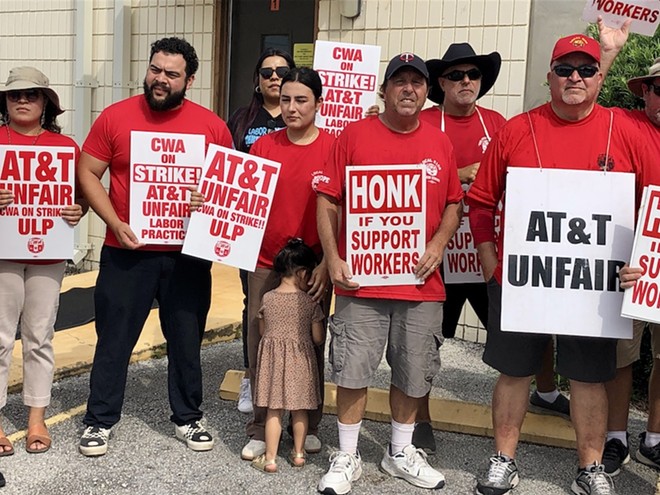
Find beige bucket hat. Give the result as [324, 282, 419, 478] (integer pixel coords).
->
[627, 58, 660, 97]
[0, 66, 64, 115]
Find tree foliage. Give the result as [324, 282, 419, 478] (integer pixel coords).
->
[587, 23, 660, 110]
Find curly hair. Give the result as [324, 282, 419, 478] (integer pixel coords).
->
[150, 37, 199, 78]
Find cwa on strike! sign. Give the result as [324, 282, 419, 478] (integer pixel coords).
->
[0, 145, 76, 259]
[346, 164, 426, 287]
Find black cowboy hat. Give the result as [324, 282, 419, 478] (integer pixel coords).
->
[426, 43, 502, 104]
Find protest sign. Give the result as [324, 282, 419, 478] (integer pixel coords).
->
[622, 185, 660, 323]
[0, 145, 76, 259]
[346, 164, 426, 287]
[502, 168, 634, 338]
[130, 131, 205, 245]
[443, 202, 501, 284]
[182, 145, 280, 271]
[313, 40, 381, 137]
[582, 0, 660, 36]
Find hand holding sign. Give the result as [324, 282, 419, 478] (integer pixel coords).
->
[415, 241, 444, 282]
[598, 15, 632, 51]
[110, 220, 145, 250]
[0, 188, 13, 208]
[61, 204, 83, 226]
[327, 256, 360, 291]
[619, 263, 643, 289]
[189, 186, 205, 212]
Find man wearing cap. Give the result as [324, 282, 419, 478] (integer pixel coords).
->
[77, 37, 232, 456]
[316, 52, 463, 494]
[596, 22, 660, 477]
[468, 33, 649, 495]
[412, 44, 569, 454]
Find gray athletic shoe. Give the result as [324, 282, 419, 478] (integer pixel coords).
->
[636, 432, 660, 469]
[476, 453, 519, 495]
[571, 463, 615, 495]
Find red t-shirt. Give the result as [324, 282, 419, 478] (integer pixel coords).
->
[611, 107, 660, 196]
[419, 106, 506, 168]
[1, 126, 80, 265]
[250, 128, 335, 269]
[317, 115, 464, 302]
[467, 103, 650, 282]
[82, 95, 233, 250]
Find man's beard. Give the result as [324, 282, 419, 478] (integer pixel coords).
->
[143, 79, 186, 111]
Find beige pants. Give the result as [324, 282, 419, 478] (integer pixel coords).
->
[0, 260, 65, 408]
[617, 319, 660, 368]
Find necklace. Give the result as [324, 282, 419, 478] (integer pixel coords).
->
[5, 124, 43, 145]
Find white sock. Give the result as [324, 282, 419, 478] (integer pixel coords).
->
[646, 431, 660, 447]
[606, 431, 628, 446]
[537, 389, 560, 403]
[390, 419, 414, 455]
[337, 420, 361, 455]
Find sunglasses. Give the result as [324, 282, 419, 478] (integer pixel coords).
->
[6, 89, 42, 102]
[259, 67, 290, 79]
[646, 82, 660, 97]
[441, 68, 482, 82]
[552, 64, 599, 79]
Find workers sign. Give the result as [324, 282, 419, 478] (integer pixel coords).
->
[582, 0, 660, 36]
[182, 145, 281, 271]
[502, 168, 634, 338]
[314, 40, 381, 137]
[130, 131, 205, 245]
[0, 145, 76, 259]
[622, 186, 660, 323]
[346, 164, 426, 287]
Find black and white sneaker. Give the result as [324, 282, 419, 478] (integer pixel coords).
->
[175, 419, 214, 451]
[602, 437, 629, 476]
[636, 432, 660, 469]
[79, 426, 111, 457]
[571, 462, 614, 495]
[476, 452, 519, 495]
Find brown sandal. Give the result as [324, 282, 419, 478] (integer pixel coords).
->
[0, 437, 13, 457]
[26, 432, 51, 454]
[288, 449, 306, 468]
[251, 454, 277, 473]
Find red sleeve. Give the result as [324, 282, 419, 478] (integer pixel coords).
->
[316, 135, 348, 201]
[81, 109, 114, 163]
[469, 205, 497, 245]
[445, 147, 463, 204]
[213, 119, 234, 150]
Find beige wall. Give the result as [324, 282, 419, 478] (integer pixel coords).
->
[318, 0, 533, 119]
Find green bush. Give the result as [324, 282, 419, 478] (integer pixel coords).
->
[587, 23, 660, 110]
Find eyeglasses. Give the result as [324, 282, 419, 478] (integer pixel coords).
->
[6, 89, 42, 102]
[645, 82, 660, 97]
[259, 67, 290, 79]
[441, 68, 482, 82]
[552, 64, 599, 79]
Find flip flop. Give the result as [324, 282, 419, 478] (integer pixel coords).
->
[0, 437, 14, 457]
[25, 433, 51, 454]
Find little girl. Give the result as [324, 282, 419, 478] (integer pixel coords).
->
[251, 238, 325, 473]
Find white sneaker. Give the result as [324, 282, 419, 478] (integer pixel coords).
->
[241, 439, 266, 460]
[237, 377, 253, 414]
[318, 451, 362, 495]
[305, 434, 322, 453]
[380, 444, 445, 489]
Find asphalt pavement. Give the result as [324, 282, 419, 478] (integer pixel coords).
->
[0, 338, 657, 495]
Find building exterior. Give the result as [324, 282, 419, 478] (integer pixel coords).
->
[0, 0, 592, 340]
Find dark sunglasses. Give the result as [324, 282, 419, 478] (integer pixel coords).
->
[441, 68, 482, 82]
[645, 82, 660, 97]
[552, 64, 599, 79]
[259, 67, 290, 79]
[6, 89, 42, 102]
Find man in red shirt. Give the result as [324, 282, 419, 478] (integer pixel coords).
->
[597, 21, 660, 477]
[316, 53, 463, 494]
[468, 34, 649, 495]
[77, 37, 233, 457]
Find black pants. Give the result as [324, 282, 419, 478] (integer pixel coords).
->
[84, 246, 212, 428]
[239, 268, 249, 368]
[442, 282, 489, 338]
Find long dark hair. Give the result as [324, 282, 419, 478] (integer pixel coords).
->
[0, 92, 62, 134]
[228, 48, 295, 152]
